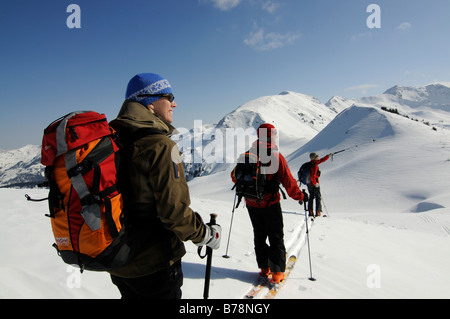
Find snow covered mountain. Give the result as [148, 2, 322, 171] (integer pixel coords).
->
[178, 91, 340, 180]
[327, 82, 450, 130]
[0, 145, 43, 188]
[286, 104, 450, 214]
[2, 91, 340, 186]
[384, 83, 450, 109]
[2, 83, 450, 187]
[285, 83, 450, 216]
[217, 91, 341, 149]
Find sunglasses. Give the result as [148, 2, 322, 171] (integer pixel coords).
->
[137, 93, 175, 103]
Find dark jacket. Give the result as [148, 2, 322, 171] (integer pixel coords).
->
[108, 100, 205, 278]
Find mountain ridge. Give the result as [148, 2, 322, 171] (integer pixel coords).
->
[2, 82, 450, 187]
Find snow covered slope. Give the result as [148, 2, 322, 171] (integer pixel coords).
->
[3, 177, 449, 300]
[287, 104, 450, 216]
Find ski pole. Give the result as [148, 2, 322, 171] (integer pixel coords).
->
[321, 195, 330, 218]
[198, 213, 218, 299]
[222, 194, 237, 259]
[302, 195, 316, 282]
[331, 139, 376, 158]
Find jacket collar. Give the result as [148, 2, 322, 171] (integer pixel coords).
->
[110, 99, 176, 136]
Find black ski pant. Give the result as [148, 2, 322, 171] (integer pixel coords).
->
[247, 202, 286, 273]
[110, 260, 183, 299]
[307, 183, 322, 213]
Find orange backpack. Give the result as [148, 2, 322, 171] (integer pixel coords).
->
[38, 111, 131, 272]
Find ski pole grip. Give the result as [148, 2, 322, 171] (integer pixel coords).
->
[302, 189, 307, 210]
[209, 213, 217, 226]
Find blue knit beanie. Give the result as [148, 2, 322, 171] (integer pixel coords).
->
[126, 73, 173, 106]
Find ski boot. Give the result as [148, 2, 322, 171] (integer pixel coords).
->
[270, 272, 285, 289]
[259, 267, 271, 278]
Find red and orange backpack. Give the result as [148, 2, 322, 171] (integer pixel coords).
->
[37, 111, 131, 272]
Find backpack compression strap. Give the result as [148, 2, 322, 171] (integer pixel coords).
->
[65, 137, 118, 235]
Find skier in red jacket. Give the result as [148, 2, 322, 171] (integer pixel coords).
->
[231, 124, 305, 285]
[307, 152, 331, 217]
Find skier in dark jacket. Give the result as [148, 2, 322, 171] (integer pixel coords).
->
[307, 152, 330, 217]
[109, 73, 221, 299]
[231, 124, 305, 285]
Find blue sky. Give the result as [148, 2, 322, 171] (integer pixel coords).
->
[1, 0, 449, 149]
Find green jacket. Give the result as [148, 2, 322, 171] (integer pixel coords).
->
[108, 100, 205, 278]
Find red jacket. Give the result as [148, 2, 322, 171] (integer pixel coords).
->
[231, 141, 304, 208]
[310, 155, 330, 186]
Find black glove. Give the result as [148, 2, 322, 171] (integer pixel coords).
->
[302, 190, 309, 203]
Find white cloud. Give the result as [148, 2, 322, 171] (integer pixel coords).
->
[262, 1, 280, 14]
[244, 28, 300, 51]
[207, 0, 242, 11]
[397, 22, 412, 31]
[205, 0, 282, 13]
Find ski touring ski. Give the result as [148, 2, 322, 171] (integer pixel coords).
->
[264, 255, 297, 300]
[244, 274, 270, 299]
